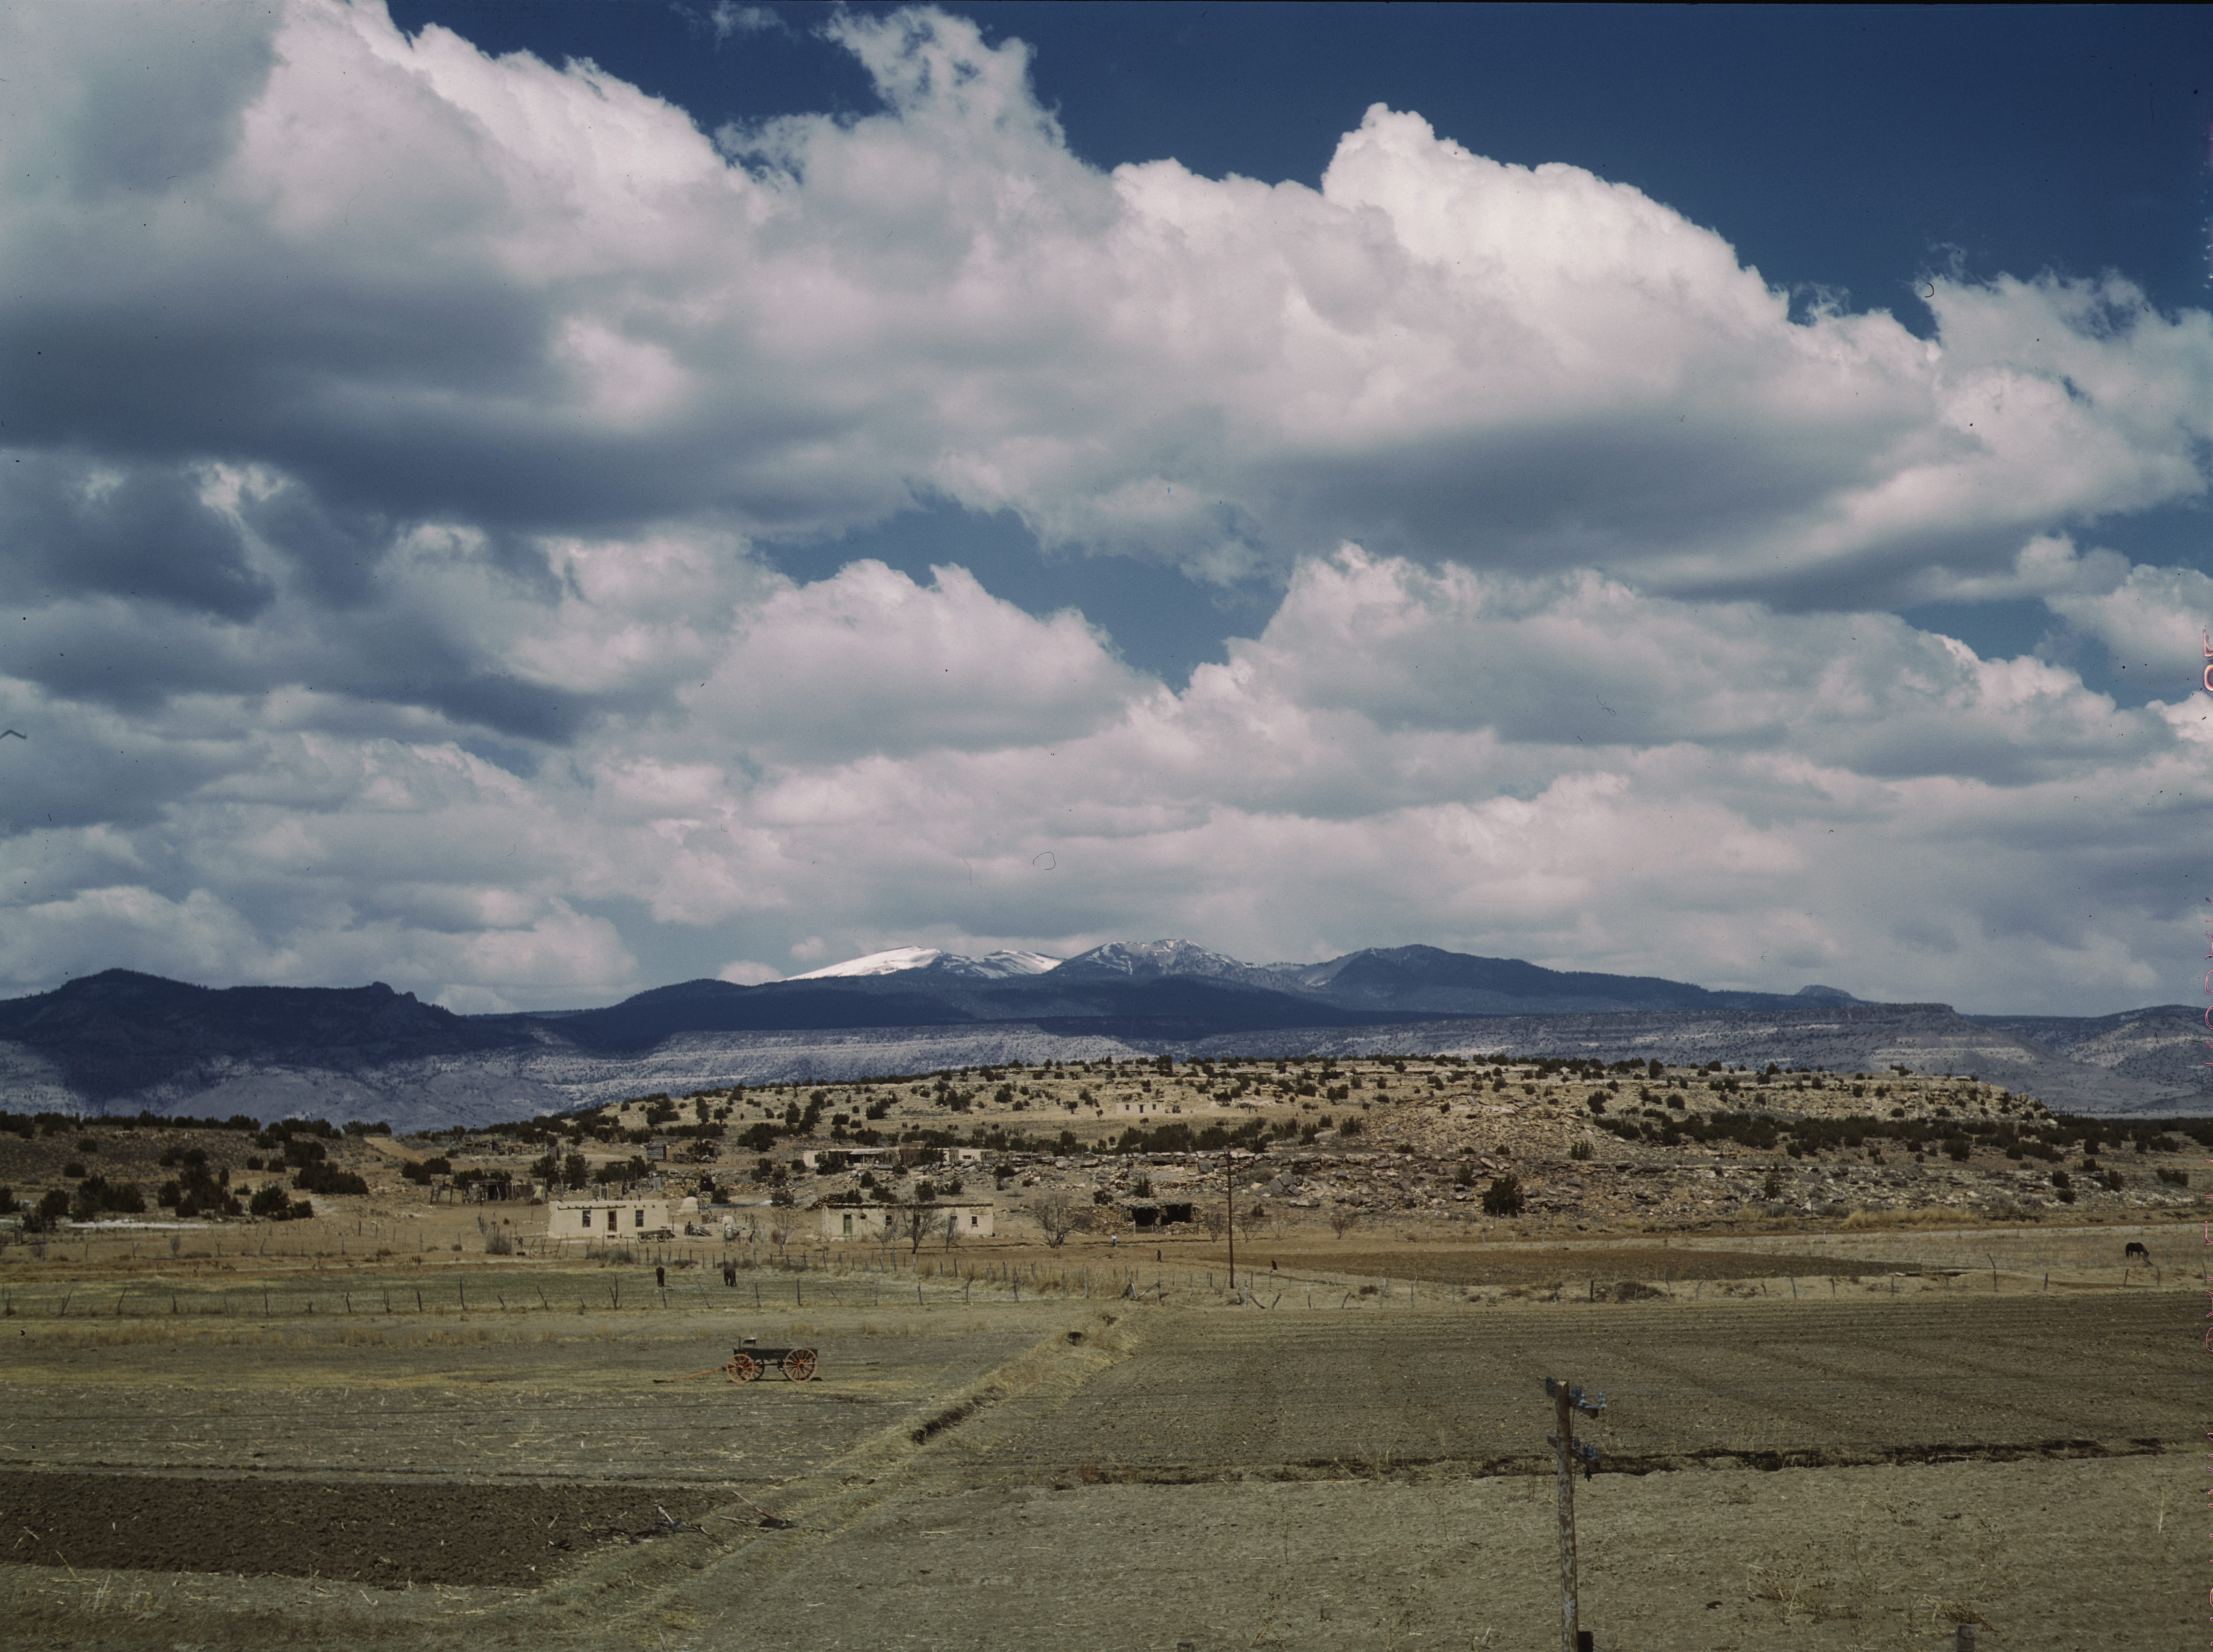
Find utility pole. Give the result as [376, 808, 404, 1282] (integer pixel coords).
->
[1546, 1376, 1605, 1652]
[1224, 1145, 1236, 1293]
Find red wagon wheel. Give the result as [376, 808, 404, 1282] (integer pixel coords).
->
[782, 1347, 818, 1382]
[723, 1353, 760, 1383]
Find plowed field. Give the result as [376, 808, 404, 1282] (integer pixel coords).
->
[0, 1475, 721, 1587]
[0, 1286, 2203, 1651]
[989, 1293, 2196, 1478]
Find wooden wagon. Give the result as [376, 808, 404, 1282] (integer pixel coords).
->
[722, 1340, 818, 1382]
[655, 1339, 819, 1386]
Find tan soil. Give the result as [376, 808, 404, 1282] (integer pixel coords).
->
[1, 1066, 2205, 1649]
[0, 1280, 2203, 1650]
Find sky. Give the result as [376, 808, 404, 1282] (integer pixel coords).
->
[3, 1, 2212, 1018]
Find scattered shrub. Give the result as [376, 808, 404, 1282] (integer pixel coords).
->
[22, 1189, 71, 1232]
[1480, 1175, 1526, 1217]
[70, 1175, 145, 1219]
[292, 1161, 368, 1197]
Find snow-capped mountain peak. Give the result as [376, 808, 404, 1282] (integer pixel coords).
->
[1054, 939, 1257, 981]
[788, 946, 945, 980]
[787, 946, 1061, 981]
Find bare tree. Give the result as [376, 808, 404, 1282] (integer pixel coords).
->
[903, 1205, 932, 1256]
[1199, 1204, 1227, 1241]
[1029, 1192, 1088, 1248]
[941, 1208, 962, 1252]
[1327, 1206, 1360, 1240]
[1237, 1200, 1267, 1242]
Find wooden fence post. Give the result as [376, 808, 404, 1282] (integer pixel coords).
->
[1546, 1376, 1605, 1652]
[1552, 1377, 1579, 1652]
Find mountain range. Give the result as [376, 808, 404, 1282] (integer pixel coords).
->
[0, 940, 2205, 1129]
[797, 938, 1866, 1011]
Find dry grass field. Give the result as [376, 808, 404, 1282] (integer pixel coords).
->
[1, 1060, 2207, 1649]
[0, 1227, 2204, 1651]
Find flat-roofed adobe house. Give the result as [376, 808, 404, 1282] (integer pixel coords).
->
[798, 1147, 892, 1172]
[548, 1197, 675, 1240]
[810, 1200, 995, 1242]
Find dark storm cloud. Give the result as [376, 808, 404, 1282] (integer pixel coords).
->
[403, 670, 593, 746]
[37, 4, 277, 196]
[235, 482, 395, 607]
[0, 448, 596, 744]
[7, 278, 572, 521]
[0, 454, 272, 620]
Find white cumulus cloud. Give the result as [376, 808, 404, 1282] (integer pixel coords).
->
[0, 1, 2209, 1020]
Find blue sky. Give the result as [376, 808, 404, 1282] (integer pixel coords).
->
[3, 1, 2211, 1015]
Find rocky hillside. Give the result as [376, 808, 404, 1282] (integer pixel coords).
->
[2, 965, 2206, 1130]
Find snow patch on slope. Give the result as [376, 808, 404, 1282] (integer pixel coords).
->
[789, 946, 946, 979]
[935, 949, 1065, 979]
[788, 946, 1062, 981]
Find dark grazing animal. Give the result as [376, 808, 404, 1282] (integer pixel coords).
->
[2123, 1241, 2150, 1261]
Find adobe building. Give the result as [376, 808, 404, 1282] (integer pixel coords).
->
[808, 1200, 995, 1242]
[547, 1196, 675, 1241]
